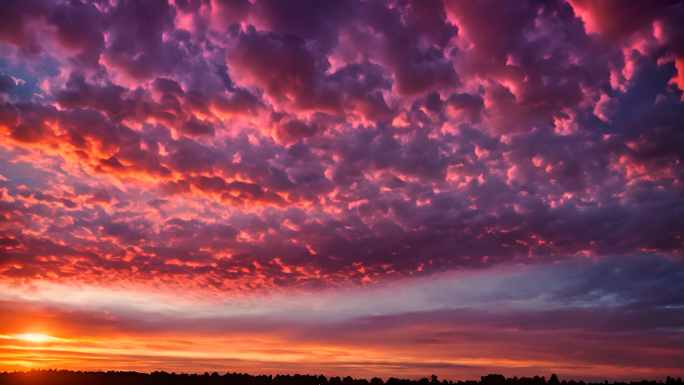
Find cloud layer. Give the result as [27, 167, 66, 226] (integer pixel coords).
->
[1, 0, 683, 291]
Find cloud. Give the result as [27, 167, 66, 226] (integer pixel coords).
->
[0, 0, 681, 347]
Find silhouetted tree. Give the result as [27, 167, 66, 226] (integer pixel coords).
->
[0, 369, 677, 385]
[481, 374, 506, 385]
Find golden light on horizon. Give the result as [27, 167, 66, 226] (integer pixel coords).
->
[12, 333, 58, 343]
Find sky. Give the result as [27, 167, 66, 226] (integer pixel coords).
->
[0, 0, 683, 381]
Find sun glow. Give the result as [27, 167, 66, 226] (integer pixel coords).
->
[12, 333, 57, 343]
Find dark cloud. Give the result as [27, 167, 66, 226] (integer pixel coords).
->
[211, 0, 252, 27]
[250, 0, 355, 53]
[227, 26, 342, 113]
[0, 0, 51, 49]
[49, 1, 105, 68]
[361, 0, 459, 96]
[102, 0, 185, 81]
[567, 0, 681, 39]
[0, 72, 15, 93]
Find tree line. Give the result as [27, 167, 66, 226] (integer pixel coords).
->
[0, 370, 681, 385]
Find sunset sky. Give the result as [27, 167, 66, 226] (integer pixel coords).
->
[1, 0, 683, 381]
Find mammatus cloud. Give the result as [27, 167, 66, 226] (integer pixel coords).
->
[0, 0, 683, 379]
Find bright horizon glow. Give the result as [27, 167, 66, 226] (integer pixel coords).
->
[0, 256, 682, 381]
[11, 334, 57, 343]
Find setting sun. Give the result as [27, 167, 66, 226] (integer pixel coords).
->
[13, 334, 57, 343]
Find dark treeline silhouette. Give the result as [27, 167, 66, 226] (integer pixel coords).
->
[0, 371, 681, 385]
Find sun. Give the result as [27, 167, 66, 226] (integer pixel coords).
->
[13, 333, 57, 343]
